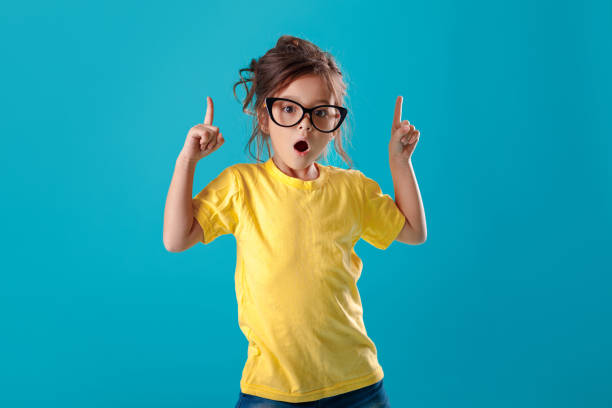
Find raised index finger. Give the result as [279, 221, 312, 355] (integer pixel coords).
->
[393, 96, 403, 129]
[204, 96, 214, 125]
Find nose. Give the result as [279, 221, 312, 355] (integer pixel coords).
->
[298, 112, 312, 130]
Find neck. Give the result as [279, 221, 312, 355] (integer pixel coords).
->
[272, 156, 319, 181]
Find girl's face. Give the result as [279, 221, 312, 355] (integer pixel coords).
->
[260, 74, 338, 178]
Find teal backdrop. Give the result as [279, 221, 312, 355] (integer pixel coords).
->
[1, 1, 610, 407]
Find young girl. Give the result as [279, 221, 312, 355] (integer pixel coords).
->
[163, 35, 426, 407]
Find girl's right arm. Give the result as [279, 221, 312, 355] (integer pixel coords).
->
[163, 96, 225, 252]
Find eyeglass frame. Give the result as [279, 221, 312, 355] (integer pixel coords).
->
[264, 97, 348, 133]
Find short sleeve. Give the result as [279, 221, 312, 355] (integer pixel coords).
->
[359, 172, 406, 250]
[192, 166, 241, 245]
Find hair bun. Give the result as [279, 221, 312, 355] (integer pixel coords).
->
[277, 35, 301, 52]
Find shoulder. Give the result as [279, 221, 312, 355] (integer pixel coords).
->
[222, 162, 271, 190]
[325, 166, 388, 197]
[227, 162, 255, 172]
[319, 164, 367, 194]
[323, 164, 368, 189]
[321, 163, 364, 180]
[226, 162, 265, 179]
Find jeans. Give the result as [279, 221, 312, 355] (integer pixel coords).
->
[234, 379, 391, 408]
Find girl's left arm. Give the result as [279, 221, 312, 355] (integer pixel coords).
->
[388, 96, 427, 244]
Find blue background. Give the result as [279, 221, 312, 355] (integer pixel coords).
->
[1, 1, 611, 407]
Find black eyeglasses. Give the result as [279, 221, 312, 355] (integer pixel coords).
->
[265, 97, 348, 133]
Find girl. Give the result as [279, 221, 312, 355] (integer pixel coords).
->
[163, 35, 426, 407]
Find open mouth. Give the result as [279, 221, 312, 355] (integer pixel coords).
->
[294, 140, 310, 153]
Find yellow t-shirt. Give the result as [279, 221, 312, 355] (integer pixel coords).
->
[192, 158, 406, 403]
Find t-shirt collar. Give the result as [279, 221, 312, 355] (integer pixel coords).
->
[263, 158, 327, 190]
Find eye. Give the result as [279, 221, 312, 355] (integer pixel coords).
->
[282, 105, 294, 113]
[314, 109, 327, 117]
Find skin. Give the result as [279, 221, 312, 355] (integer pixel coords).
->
[258, 74, 339, 181]
[389, 96, 427, 244]
[166, 87, 426, 249]
[256, 81, 427, 244]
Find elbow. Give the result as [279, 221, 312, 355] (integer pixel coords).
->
[415, 231, 427, 245]
[163, 241, 179, 253]
[163, 236, 184, 253]
[419, 230, 427, 244]
[397, 219, 427, 245]
[402, 237, 426, 246]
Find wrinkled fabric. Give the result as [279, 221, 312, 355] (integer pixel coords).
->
[192, 158, 405, 403]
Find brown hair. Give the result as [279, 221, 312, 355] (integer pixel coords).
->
[232, 35, 354, 168]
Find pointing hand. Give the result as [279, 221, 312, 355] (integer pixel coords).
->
[180, 96, 225, 163]
[389, 96, 420, 162]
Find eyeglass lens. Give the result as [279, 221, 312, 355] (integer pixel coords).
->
[270, 100, 342, 132]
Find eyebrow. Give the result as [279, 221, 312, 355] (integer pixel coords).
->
[280, 95, 332, 105]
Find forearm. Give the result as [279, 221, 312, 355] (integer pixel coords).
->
[163, 154, 198, 251]
[389, 157, 427, 240]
